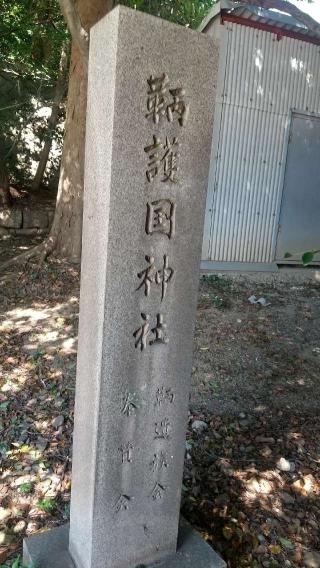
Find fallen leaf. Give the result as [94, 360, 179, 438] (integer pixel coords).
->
[279, 537, 294, 550]
[269, 544, 281, 554]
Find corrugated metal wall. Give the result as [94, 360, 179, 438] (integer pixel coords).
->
[203, 22, 320, 263]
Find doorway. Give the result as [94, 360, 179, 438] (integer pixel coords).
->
[276, 112, 320, 263]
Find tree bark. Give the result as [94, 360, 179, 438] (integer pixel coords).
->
[58, 0, 89, 60]
[31, 41, 69, 192]
[0, 159, 10, 208]
[49, 0, 114, 262]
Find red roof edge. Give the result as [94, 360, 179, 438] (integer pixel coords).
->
[221, 12, 320, 46]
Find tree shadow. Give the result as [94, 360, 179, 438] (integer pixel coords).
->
[183, 403, 320, 567]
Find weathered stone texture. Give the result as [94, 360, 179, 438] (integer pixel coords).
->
[23, 525, 75, 568]
[24, 6, 222, 568]
[23, 208, 49, 229]
[69, 7, 218, 568]
[23, 522, 226, 568]
[0, 208, 22, 229]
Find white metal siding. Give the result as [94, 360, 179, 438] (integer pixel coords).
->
[203, 22, 320, 263]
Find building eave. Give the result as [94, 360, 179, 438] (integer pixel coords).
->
[199, 0, 320, 45]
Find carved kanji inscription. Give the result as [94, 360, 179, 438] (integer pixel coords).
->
[114, 494, 132, 513]
[134, 313, 169, 351]
[151, 482, 166, 501]
[146, 199, 176, 240]
[133, 313, 150, 351]
[146, 73, 169, 125]
[119, 442, 134, 464]
[150, 314, 168, 346]
[145, 136, 179, 183]
[167, 88, 189, 127]
[155, 418, 171, 440]
[137, 255, 174, 301]
[150, 451, 169, 472]
[146, 74, 189, 126]
[121, 390, 139, 416]
[155, 386, 175, 407]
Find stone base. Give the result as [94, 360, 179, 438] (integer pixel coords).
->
[23, 521, 226, 568]
[23, 525, 74, 568]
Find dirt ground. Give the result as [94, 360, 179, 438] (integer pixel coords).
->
[0, 236, 319, 568]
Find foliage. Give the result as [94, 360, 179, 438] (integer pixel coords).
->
[118, 0, 314, 29]
[0, 1, 67, 81]
[0, 556, 33, 568]
[36, 497, 56, 513]
[0, 0, 314, 187]
[0, 1, 68, 186]
[1, 0, 216, 186]
[201, 274, 232, 308]
[285, 249, 320, 265]
[202, 274, 232, 291]
[18, 482, 33, 494]
[117, 0, 216, 29]
[301, 250, 320, 265]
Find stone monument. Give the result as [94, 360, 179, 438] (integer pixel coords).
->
[23, 5, 225, 568]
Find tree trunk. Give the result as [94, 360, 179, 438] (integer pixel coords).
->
[49, 0, 114, 262]
[0, 159, 10, 208]
[32, 42, 70, 192]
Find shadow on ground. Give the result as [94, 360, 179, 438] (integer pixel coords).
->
[0, 251, 319, 567]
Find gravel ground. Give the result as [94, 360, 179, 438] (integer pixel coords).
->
[192, 272, 320, 416]
[0, 242, 319, 568]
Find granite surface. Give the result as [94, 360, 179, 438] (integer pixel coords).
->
[23, 522, 226, 568]
[23, 525, 75, 568]
[26, 6, 219, 568]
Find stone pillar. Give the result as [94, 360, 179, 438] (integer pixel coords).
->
[23, 6, 225, 568]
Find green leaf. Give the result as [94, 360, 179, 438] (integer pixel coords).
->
[284, 252, 292, 258]
[278, 537, 294, 549]
[19, 482, 33, 494]
[37, 497, 55, 513]
[12, 557, 21, 568]
[302, 250, 320, 265]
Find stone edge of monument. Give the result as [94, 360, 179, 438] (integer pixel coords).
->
[23, 524, 75, 568]
[70, 2, 219, 567]
[23, 521, 226, 568]
[149, 520, 226, 568]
